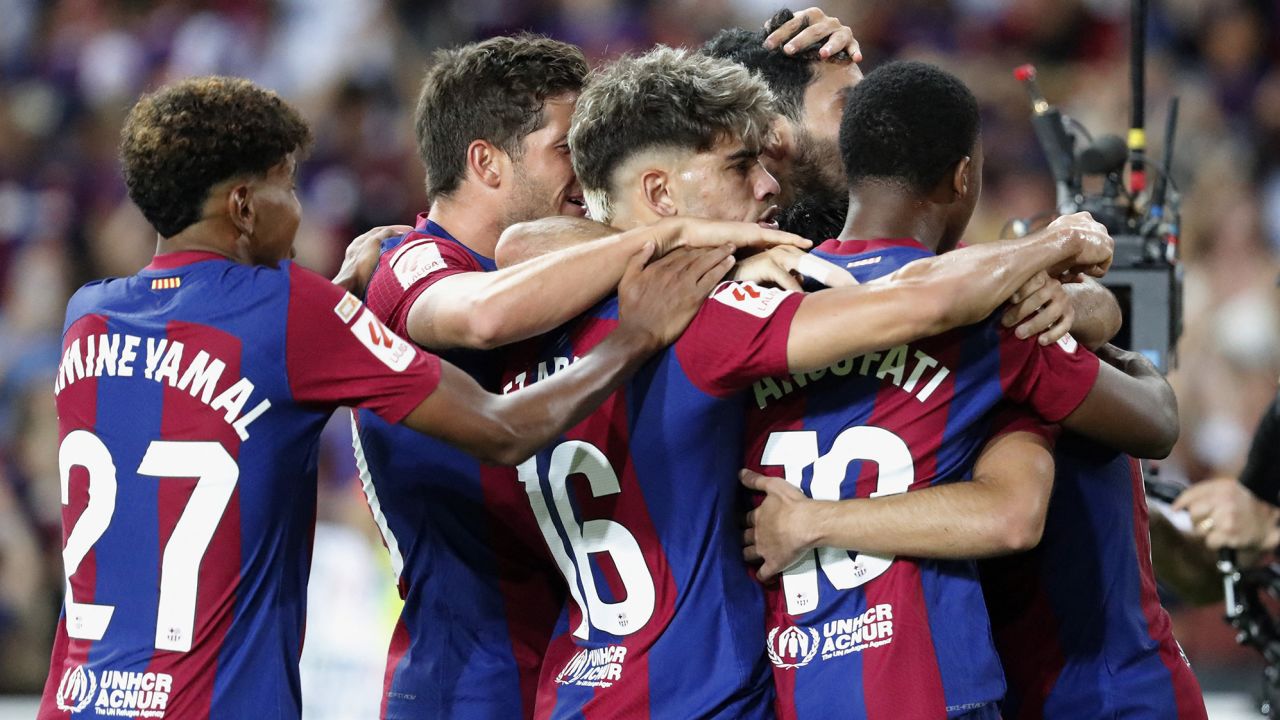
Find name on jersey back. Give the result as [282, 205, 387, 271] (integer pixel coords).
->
[752, 343, 951, 410]
[53, 332, 271, 440]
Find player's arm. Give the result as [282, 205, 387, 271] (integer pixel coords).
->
[495, 216, 615, 267]
[1001, 273, 1122, 350]
[784, 212, 1114, 373]
[741, 430, 1055, 581]
[1056, 344, 1179, 459]
[415, 218, 808, 351]
[399, 245, 735, 465]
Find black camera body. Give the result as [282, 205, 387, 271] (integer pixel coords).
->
[1013, 64, 1182, 372]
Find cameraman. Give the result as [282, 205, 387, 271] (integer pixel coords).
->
[1174, 389, 1280, 552]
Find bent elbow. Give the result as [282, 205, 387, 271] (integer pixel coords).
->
[1136, 392, 1180, 459]
[463, 308, 510, 351]
[995, 510, 1045, 554]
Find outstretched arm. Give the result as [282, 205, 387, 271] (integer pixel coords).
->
[742, 430, 1055, 581]
[399, 244, 735, 464]
[417, 218, 808, 351]
[785, 212, 1114, 373]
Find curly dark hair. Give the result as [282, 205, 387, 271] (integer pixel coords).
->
[415, 34, 587, 199]
[702, 9, 851, 122]
[120, 76, 312, 238]
[839, 61, 980, 195]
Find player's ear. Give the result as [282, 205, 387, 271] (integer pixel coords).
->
[226, 182, 255, 237]
[951, 156, 972, 203]
[640, 169, 677, 218]
[466, 140, 506, 189]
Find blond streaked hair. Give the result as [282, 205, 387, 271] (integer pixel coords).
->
[569, 46, 777, 223]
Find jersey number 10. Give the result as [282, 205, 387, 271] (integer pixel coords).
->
[58, 430, 238, 653]
[761, 426, 914, 615]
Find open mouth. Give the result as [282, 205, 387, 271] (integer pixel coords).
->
[756, 205, 781, 229]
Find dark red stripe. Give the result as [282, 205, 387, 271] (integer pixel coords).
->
[39, 314, 108, 718]
[1127, 458, 1208, 719]
[140, 321, 244, 719]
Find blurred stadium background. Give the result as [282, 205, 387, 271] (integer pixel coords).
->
[0, 0, 1277, 716]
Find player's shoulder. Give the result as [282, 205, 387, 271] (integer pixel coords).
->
[370, 229, 484, 295]
[63, 277, 127, 333]
[701, 280, 797, 320]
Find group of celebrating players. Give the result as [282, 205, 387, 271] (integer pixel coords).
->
[41, 6, 1210, 720]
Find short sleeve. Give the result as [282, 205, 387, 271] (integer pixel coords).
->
[674, 281, 803, 397]
[986, 403, 1059, 447]
[286, 264, 441, 423]
[363, 235, 485, 338]
[998, 328, 1101, 423]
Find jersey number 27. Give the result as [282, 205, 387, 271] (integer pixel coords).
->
[59, 430, 238, 653]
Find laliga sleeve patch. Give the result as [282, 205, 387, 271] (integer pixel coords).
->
[1056, 333, 1079, 354]
[350, 308, 415, 371]
[334, 292, 361, 323]
[391, 241, 447, 290]
[711, 281, 794, 318]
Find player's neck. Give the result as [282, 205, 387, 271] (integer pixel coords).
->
[428, 195, 501, 259]
[839, 186, 946, 253]
[154, 222, 242, 263]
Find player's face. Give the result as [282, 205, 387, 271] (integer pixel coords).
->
[246, 154, 301, 266]
[796, 60, 862, 198]
[505, 92, 586, 226]
[669, 135, 782, 226]
[760, 61, 860, 214]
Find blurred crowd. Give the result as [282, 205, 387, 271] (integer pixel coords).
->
[1, 0, 1278, 701]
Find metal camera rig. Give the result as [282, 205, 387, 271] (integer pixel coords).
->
[1010, 0, 1182, 372]
[1220, 550, 1280, 717]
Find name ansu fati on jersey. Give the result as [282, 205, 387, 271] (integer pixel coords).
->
[753, 344, 951, 410]
[52, 333, 271, 440]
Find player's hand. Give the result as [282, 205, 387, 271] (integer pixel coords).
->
[1045, 212, 1113, 278]
[741, 469, 818, 583]
[332, 225, 412, 295]
[1002, 271, 1075, 346]
[654, 217, 811, 258]
[616, 243, 735, 349]
[1173, 478, 1280, 552]
[763, 7, 862, 62]
[729, 246, 858, 291]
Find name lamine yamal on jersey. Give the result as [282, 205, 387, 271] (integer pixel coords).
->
[53, 333, 270, 440]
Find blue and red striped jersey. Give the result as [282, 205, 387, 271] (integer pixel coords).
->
[979, 435, 1208, 719]
[743, 237, 1101, 720]
[353, 216, 564, 719]
[502, 280, 803, 719]
[40, 251, 441, 719]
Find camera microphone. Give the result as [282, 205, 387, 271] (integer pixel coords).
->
[1078, 135, 1129, 176]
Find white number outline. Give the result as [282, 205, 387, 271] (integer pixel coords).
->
[518, 440, 656, 639]
[760, 427, 914, 615]
[59, 431, 239, 652]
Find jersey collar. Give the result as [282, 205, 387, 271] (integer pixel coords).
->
[417, 214, 497, 271]
[814, 236, 933, 256]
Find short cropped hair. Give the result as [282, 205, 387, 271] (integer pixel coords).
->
[839, 61, 980, 195]
[120, 76, 311, 238]
[703, 8, 851, 122]
[415, 34, 587, 199]
[570, 46, 777, 223]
